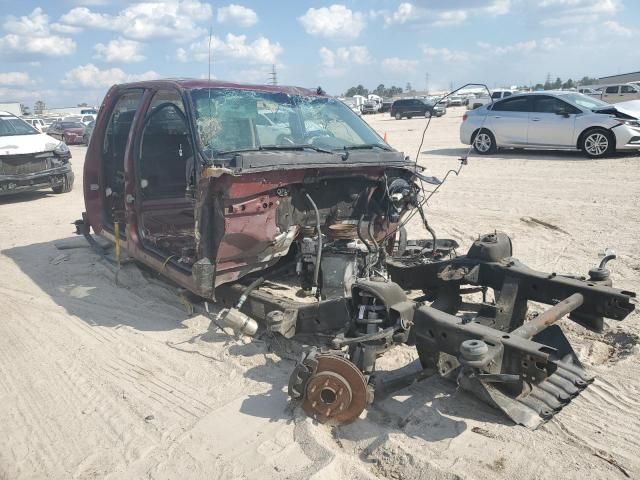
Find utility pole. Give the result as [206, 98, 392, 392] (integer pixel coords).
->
[425, 72, 430, 94]
[268, 64, 278, 86]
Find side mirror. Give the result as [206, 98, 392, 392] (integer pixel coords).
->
[555, 108, 570, 118]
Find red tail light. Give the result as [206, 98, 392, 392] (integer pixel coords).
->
[462, 113, 468, 122]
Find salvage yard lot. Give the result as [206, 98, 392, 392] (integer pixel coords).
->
[1, 107, 639, 479]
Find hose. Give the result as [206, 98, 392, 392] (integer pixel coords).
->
[368, 213, 379, 252]
[304, 192, 322, 290]
[357, 214, 373, 253]
[235, 276, 265, 309]
[417, 205, 437, 257]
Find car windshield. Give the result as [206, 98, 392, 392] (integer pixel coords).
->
[0, 115, 39, 136]
[189, 88, 385, 156]
[60, 122, 85, 129]
[560, 93, 609, 110]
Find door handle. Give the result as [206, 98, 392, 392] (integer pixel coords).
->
[492, 116, 501, 119]
[531, 118, 541, 121]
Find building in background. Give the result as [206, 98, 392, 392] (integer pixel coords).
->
[597, 71, 640, 85]
[0, 102, 23, 116]
[43, 106, 98, 116]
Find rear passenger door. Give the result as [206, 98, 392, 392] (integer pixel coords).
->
[404, 100, 423, 117]
[528, 96, 579, 147]
[486, 95, 531, 146]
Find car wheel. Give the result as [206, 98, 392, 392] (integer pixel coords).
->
[394, 113, 402, 120]
[52, 172, 74, 194]
[83, 134, 89, 145]
[425, 111, 432, 118]
[581, 128, 614, 158]
[472, 129, 497, 155]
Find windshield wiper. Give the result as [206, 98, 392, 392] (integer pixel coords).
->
[341, 143, 393, 152]
[258, 144, 336, 154]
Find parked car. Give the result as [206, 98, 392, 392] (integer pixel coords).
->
[578, 87, 599, 95]
[379, 100, 393, 113]
[22, 117, 46, 132]
[47, 121, 86, 144]
[81, 114, 96, 125]
[591, 84, 640, 104]
[468, 89, 516, 110]
[390, 98, 443, 119]
[460, 91, 640, 158]
[448, 95, 464, 107]
[83, 120, 95, 145]
[0, 111, 74, 195]
[361, 100, 380, 114]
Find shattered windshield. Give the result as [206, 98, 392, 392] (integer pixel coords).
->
[189, 88, 386, 156]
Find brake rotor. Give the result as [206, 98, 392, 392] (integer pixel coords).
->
[302, 354, 368, 425]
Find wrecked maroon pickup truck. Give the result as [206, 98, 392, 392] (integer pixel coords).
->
[78, 79, 635, 428]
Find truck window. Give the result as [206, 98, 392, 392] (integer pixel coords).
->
[138, 89, 193, 198]
[102, 89, 143, 216]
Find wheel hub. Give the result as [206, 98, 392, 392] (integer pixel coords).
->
[301, 354, 368, 424]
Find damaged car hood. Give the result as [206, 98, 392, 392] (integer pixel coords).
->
[0, 133, 62, 156]
[593, 99, 640, 119]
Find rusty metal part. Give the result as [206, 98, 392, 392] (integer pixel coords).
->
[513, 293, 584, 339]
[301, 225, 317, 237]
[327, 222, 358, 240]
[302, 354, 368, 424]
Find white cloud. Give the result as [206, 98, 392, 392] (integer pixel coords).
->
[384, 3, 414, 26]
[319, 46, 371, 68]
[538, 0, 619, 26]
[59, 0, 213, 42]
[476, 37, 563, 55]
[432, 10, 468, 27]
[381, 57, 419, 72]
[602, 20, 634, 37]
[0, 72, 34, 86]
[423, 46, 470, 63]
[177, 33, 282, 64]
[50, 24, 83, 34]
[61, 64, 160, 88]
[383, 1, 510, 27]
[318, 45, 371, 77]
[94, 38, 145, 63]
[217, 4, 258, 27]
[298, 5, 365, 39]
[0, 8, 76, 59]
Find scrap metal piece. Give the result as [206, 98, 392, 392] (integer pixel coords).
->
[299, 354, 369, 425]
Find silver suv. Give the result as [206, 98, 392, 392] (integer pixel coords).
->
[460, 91, 640, 158]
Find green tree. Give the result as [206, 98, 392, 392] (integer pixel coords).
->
[344, 84, 369, 97]
[373, 84, 386, 96]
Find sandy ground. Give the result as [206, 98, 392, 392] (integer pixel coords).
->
[1, 107, 639, 479]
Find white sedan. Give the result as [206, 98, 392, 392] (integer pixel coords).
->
[460, 91, 640, 158]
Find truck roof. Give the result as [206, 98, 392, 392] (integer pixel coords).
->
[111, 78, 325, 97]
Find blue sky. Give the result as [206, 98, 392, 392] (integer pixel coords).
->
[0, 0, 638, 107]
